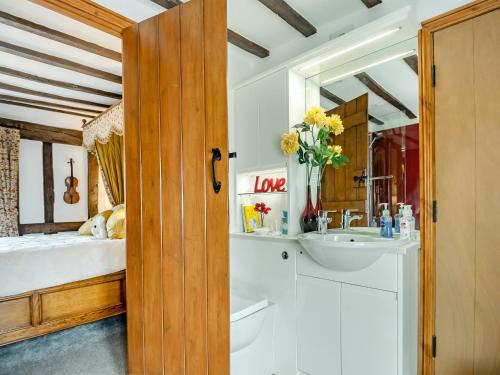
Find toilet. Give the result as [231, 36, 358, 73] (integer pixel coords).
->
[230, 292, 275, 375]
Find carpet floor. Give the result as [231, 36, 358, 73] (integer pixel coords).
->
[0, 315, 127, 375]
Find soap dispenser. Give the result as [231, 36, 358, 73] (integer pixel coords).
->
[394, 203, 405, 233]
[379, 203, 393, 238]
[400, 205, 415, 240]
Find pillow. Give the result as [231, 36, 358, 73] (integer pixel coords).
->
[78, 210, 113, 235]
[106, 206, 125, 239]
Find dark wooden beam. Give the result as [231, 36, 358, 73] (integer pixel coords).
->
[227, 29, 269, 58]
[403, 54, 418, 75]
[42, 142, 54, 223]
[150, 0, 182, 9]
[354, 72, 417, 119]
[0, 117, 82, 145]
[19, 222, 84, 235]
[0, 40, 122, 84]
[0, 82, 110, 108]
[0, 99, 96, 118]
[0, 94, 101, 114]
[361, 0, 382, 8]
[88, 153, 99, 218]
[320, 87, 385, 125]
[257, 0, 316, 37]
[0, 11, 121, 62]
[0, 66, 121, 99]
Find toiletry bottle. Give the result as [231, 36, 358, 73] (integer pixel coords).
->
[394, 203, 405, 233]
[379, 203, 393, 238]
[281, 210, 288, 236]
[400, 205, 415, 240]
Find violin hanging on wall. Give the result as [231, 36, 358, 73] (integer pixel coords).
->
[63, 158, 80, 204]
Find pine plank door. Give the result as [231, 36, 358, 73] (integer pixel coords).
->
[122, 1, 229, 374]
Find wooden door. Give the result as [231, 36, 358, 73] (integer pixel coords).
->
[323, 94, 368, 226]
[122, 1, 229, 374]
[434, 8, 500, 375]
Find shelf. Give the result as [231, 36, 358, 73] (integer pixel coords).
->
[237, 191, 288, 196]
[230, 232, 297, 242]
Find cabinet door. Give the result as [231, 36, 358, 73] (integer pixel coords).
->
[234, 82, 259, 171]
[341, 284, 397, 375]
[257, 69, 288, 170]
[297, 275, 341, 375]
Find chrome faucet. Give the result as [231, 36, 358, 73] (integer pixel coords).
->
[318, 210, 337, 235]
[341, 209, 363, 230]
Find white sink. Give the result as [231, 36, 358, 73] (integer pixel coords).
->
[297, 229, 411, 272]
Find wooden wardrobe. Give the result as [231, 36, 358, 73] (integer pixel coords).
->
[421, 4, 500, 374]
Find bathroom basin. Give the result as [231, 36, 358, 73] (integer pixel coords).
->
[297, 230, 410, 272]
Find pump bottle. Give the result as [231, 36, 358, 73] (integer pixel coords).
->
[379, 203, 393, 238]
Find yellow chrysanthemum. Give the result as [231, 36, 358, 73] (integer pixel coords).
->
[304, 106, 327, 127]
[326, 114, 344, 135]
[330, 145, 342, 155]
[280, 132, 300, 156]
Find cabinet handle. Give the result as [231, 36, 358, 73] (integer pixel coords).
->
[211, 148, 222, 194]
[282, 251, 289, 260]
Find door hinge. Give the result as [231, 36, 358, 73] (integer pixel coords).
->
[432, 335, 437, 358]
[228, 152, 237, 159]
[431, 64, 436, 87]
[432, 200, 437, 223]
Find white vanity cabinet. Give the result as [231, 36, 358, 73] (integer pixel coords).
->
[297, 246, 418, 375]
[234, 68, 288, 172]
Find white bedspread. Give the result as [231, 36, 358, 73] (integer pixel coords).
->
[0, 232, 125, 297]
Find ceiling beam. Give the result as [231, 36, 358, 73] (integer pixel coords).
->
[0, 82, 110, 108]
[360, 0, 383, 8]
[354, 72, 417, 119]
[0, 11, 121, 62]
[403, 54, 418, 75]
[257, 0, 316, 37]
[320, 87, 385, 125]
[0, 66, 121, 99]
[0, 40, 122, 84]
[0, 99, 95, 118]
[150, 0, 182, 9]
[0, 116, 82, 145]
[0, 93, 101, 114]
[227, 29, 269, 58]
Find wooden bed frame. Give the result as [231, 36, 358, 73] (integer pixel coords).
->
[0, 270, 126, 346]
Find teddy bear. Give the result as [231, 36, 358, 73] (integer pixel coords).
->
[91, 215, 108, 239]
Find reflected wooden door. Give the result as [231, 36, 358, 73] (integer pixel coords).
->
[122, 0, 229, 374]
[324, 94, 368, 226]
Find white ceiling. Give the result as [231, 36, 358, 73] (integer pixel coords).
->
[0, 0, 122, 130]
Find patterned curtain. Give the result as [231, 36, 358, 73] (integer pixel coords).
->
[0, 127, 20, 237]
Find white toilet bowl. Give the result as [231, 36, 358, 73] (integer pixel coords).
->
[230, 293, 275, 375]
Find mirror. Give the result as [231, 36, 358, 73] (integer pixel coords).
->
[304, 37, 420, 228]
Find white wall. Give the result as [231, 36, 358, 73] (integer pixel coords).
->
[53, 144, 88, 223]
[416, 0, 471, 22]
[19, 140, 44, 224]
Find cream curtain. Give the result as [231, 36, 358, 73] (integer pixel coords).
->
[95, 132, 124, 206]
[0, 127, 20, 237]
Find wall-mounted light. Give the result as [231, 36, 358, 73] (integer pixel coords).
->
[321, 49, 415, 85]
[299, 27, 402, 72]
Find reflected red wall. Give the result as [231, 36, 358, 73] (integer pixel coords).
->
[372, 124, 420, 228]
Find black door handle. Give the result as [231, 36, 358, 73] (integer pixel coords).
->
[211, 148, 222, 194]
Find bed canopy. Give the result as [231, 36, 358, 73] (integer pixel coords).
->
[83, 101, 124, 207]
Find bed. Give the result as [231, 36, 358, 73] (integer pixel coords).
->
[0, 232, 126, 346]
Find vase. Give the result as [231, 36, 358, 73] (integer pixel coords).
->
[315, 182, 322, 213]
[300, 185, 318, 233]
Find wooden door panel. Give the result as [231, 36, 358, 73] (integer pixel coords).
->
[323, 94, 368, 226]
[123, 1, 229, 374]
[434, 19, 476, 375]
[473, 9, 500, 373]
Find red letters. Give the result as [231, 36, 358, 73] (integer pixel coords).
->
[254, 176, 287, 193]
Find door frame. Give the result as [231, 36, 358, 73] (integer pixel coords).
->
[418, 0, 500, 373]
[31, 1, 230, 374]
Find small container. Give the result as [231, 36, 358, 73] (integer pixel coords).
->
[379, 203, 393, 238]
[281, 210, 288, 235]
[394, 203, 405, 233]
[400, 205, 415, 240]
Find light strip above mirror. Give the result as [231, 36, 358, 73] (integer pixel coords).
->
[321, 49, 415, 85]
[299, 27, 402, 72]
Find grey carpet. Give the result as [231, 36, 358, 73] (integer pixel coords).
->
[0, 315, 127, 375]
